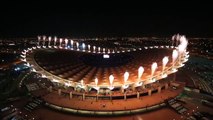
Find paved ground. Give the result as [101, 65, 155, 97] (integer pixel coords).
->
[32, 107, 180, 120]
[40, 84, 184, 111]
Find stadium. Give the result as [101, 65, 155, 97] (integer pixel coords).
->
[20, 35, 189, 115]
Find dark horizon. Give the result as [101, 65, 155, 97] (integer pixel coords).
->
[0, 1, 213, 38]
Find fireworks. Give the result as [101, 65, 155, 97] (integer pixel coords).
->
[162, 56, 169, 72]
[109, 75, 114, 86]
[151, 62, 158, 77]
[138, 66, 144, 81]
[124, 71, 129, 83]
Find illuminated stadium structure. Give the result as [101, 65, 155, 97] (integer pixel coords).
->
[20, 34, 189, 115]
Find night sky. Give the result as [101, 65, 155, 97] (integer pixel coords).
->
[0, 1, 212, 38]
